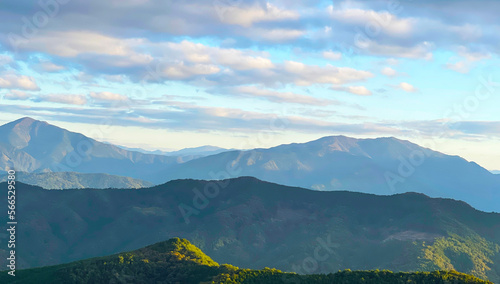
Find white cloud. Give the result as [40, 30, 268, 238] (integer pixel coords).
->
[323, 50, 342, 60]
[445, 61, 469, 74]
[0, 73, 39, 90]
[3, 90, 31, 100]
[219, 3, 299, 27]
[40, 94, 87, 105]
[36, 60, 66, 72]
[0, 55, 13, 66]
[246, 28, 304, 42]
[445, 46, 490, 74]
[163, 40, 274, 70]
[102, 75, 126, 83]
[229, 85, 337, 105]
[358, 41, 433, 59]
[332, 85, 372, 96]
[398, 82, 417, 92]
[328, 6, 413, 37]
[162, 62, 221, 80]
[89, 91, 129, 101]
[381, 67, 397, 77]
[456, 46, 490, 62]
[15, 31, 154, 68]
[283, 61, 373, 86]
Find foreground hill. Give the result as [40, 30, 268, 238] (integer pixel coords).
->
[2, 178, 499, 282]
[0, 171, 152, 189]
[1, 238, 491, 284]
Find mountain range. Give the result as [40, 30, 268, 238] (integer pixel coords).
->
[1, 238, 490, 284]
[1, 117, 498, 212]
[115, 144, 230, 161]
[0, 117, 182, 179]
[2, 178, 500, 282]
[0, 172, 152, 189]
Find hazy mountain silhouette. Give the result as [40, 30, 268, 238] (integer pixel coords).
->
[1, 118, 498, 212]
[0, 117, 182, 180]
[157, 136, 500, 212]
[0, 171, 152, 189]
[116, 144, 230, 160]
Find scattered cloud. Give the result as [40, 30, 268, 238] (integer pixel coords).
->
[283, 61, 373, 86]
[89, 91, 129, 102]
[323, 50, 342, 61]
[381, 67, 397, 77]
[38, 94, 88, 105]
[35, 60, 66, 72]
[3, 90, 31, 100]
[445, 46, 491, 74]
[328, 5, 413, 37]
[398, 82, 418, 93]
[445, 61, 469, 74]
[332, 85, 372, 96]
[217, 3, 299, 27]
[358, 41, 434, 59]
[0, 73, 39, 90]
[213, 85, 339, 106]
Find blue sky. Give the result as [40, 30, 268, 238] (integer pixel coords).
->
[0, 0, 499, 170]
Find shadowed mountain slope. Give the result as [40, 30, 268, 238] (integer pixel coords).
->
[2, 178, 499, 282]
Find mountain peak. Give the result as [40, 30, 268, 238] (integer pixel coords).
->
[15, 117, 36, 123]
[143, 238, 219, 267]
[2, 117, 48, 130]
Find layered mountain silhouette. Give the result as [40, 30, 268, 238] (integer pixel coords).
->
[0, 117, 181, 179]
[157, 136, 500, 212]
[0, 172, 152, 189]
[3, 178, 500, 282]
[1, 118, 498, 212]
[1, 238, 490, 284]
[116, 144, 230, 162]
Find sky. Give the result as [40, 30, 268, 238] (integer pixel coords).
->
[0, 0, 499, 170]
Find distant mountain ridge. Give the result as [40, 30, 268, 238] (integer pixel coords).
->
[0, 172, 152, 189]
[116, 144, 230, 158]
[115, 144, 231, 163]
[0, 117, 181, 180]
[2, 178, 500, 282]
[1, 118, 498, 212]
[157, 135, 500, 212]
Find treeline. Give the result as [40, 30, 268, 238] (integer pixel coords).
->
[214, 267, 491, 284]
[2, 238, 492, 284]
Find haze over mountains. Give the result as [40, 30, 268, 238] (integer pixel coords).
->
[1, 117, 498, 212]
[3, 178, 500, 282]
[159, 136, 500, 212]
[0, 117, 181, 179]
[0, 172, 152, 189]
[116, 144, 230, 161]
